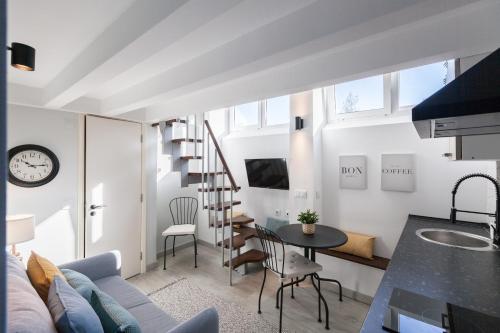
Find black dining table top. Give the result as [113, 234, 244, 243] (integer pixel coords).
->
[276, 224, 347, 249]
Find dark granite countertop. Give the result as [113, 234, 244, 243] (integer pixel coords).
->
[361, 214, 500, 333]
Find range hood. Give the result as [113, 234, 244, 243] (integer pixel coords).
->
[413, 48, 500, 138]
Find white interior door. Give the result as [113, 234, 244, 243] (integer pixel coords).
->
[85, 115, 142, 278]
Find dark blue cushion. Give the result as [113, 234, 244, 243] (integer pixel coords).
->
[48, 276, 104, 333]
[61, 268, 99, 302]
[91, 290, 141, 333]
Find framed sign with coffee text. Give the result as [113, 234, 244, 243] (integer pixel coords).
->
[381, 154, 415, 192]
[339, 155, 367, 190]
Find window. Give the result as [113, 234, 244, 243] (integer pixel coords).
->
[206, 108, 227, 137]
[265, 95, 290, 126]
[335, 75, 385, 114]
[233, 101, 259, 128]
[398, 60, 454, 108]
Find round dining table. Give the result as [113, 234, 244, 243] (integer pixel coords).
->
[276, 224, 348, 262]
[276, 223, 348, 307]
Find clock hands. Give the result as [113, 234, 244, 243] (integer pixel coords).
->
[21, 160, 48, 168]
[22, 160, 36, 168]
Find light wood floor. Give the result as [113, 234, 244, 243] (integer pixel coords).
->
[128, 244, 369, 333]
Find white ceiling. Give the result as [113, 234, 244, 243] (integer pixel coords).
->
[7, 0, 135, 87]
[7, 0, 500, 122]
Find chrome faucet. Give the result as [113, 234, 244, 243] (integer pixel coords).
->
[450, 173, 500, 246]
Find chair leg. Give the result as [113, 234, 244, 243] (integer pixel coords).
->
[312, 274, 330, 330]
[318, 277, 343, 302]
[279, 281, 284, 333]
[291, 278, 295, 299]
[192, 234, 198, 268]
[276, 287, 280, 309]
[172, 236, 176, 257]
[258, 268, 267, 314]
[163, 236, 168, 270]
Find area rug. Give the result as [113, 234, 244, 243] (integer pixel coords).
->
[148, 278, 285, 333]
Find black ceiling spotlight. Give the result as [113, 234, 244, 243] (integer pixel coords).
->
[7, 42, 36, 71]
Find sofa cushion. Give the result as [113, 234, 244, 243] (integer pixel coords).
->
[7, 255, 57, 333]
[27, 251, 66, 302]
[48, 276, 104, 333]
[90, 290, 141, 333]
[62, 268, 100, 303]
[94, 275, 150, 310]
[331, 231, 375, 260]
[127, 303, 178, 333]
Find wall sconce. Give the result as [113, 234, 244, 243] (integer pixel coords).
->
[295, 116, 304, 130]
[7, 42, 36, 71]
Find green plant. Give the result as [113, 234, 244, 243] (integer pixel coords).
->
[297, 209, 319, 225]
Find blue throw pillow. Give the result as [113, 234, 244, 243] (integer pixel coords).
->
[90, 290, 141, 333]
[48, 276, 104, 333]
[61, 268, 99, 302]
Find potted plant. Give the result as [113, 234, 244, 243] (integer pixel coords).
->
[298, 209, 319, 235]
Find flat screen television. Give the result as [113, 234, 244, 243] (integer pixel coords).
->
[244, 158, 289, 190]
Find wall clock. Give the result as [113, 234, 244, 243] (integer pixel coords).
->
[8, 144, 60, 187]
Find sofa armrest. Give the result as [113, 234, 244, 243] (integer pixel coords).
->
[167, 307, 218, 333]
[58, 251, 121, 281]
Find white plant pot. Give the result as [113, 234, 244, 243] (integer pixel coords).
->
[302, 223, 315, 235]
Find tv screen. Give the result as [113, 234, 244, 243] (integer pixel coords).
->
[245, 158, 289, 190]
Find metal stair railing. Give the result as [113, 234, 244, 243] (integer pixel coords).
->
[203, 119, 240, 286]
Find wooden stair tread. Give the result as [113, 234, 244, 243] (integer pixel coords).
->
[232, 225, 257, 240]
[224, 249, 266, 269]
[204, 201, 241, 211]
[164, 119, 186, 126]
[199, 186, 241, 192]
[180, 156, 202, 160]
[189, 171, 226, 176]
[217, 234, 246, 250]
[171, 138, 203, 143]
[316, 248, 390, 270]
[209, 215, 255, 228]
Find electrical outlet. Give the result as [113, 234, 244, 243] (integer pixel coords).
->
[285, 211, 289, 217]
[274, 209, 281, 216]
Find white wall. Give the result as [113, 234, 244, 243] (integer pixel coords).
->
[319, 122, 495, 297]
[7, 104, 79, 265]
[197, 132, 290, 245]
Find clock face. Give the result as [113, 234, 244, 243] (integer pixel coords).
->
[8, 145, 59, 187]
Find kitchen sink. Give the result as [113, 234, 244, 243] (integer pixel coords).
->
[416, 228, 498, 251]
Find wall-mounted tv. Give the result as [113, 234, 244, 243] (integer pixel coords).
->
[244, 158, 289, 190]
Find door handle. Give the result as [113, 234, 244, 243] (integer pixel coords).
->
[90, 204, 107, 210]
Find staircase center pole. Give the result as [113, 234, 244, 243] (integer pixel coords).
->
[222, 170, 226, 267]
[213, 148, 218, 248]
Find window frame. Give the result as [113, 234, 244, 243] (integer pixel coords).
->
[230, 96, 290, 132]
[395, 60, 455, 113]
[263, 95, 291, 128]
[230, 101, 262, 131]
[331, 73, 391, 121]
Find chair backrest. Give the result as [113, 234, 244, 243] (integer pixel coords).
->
[169, 197, 198, 225]
[255, 224, 285, 277]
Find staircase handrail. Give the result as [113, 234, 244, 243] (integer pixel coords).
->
[204, 120, 239, 192]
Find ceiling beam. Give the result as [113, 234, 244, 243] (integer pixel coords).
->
[144, 0, 500, 121]
[42, 0, 244, 109]
[102, 0, 482, 116]
[86, 0, 315, 100]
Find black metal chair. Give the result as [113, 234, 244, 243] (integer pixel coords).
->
[162, 197, 198, 270]
[255, 224, 330, 332]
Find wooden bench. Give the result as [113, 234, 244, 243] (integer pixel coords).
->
[316, 248, 390, 270]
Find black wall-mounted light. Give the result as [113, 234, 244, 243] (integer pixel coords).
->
[295, 116, 304, 130]
[7, 42, 36, 71]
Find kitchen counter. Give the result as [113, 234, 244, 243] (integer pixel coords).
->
[361, 214, 500, 332]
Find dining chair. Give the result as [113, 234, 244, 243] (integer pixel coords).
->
[255, 224, 330, 332]
[162, 197, 198, 270]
